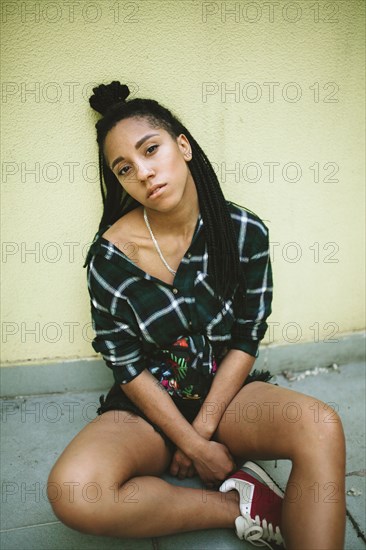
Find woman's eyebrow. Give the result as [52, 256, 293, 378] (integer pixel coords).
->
[110, 133, 160, 170]
[135, 132, 159, 150]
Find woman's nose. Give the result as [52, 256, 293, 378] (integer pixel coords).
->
[136, 161, 154, 182]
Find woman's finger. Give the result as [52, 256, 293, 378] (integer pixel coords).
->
[177, 465, 189, 480]
[169, 457, 179, 476]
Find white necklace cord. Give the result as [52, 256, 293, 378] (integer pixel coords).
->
[143, 208, 177, 276]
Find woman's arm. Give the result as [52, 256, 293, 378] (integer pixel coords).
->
[121, 369, 235, 485]
[169, 349, 254, 480]
[191, 211, 272, 439]
[192, 348, 255, 439]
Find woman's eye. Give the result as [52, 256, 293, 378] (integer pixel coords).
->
[146, 144, 158, 155]
[118, 166, 130, 176]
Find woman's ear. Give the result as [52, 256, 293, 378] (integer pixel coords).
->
[177, 134, 192, 160]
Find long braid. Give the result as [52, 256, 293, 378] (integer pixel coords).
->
[187, 134, 245, 306]
[98, 149, 106, 204]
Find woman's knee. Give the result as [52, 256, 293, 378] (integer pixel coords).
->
[292, 398, 345, 461]
[47, 461, 126, 536]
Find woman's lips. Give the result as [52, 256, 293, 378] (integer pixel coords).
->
[148, 184, 167, 199]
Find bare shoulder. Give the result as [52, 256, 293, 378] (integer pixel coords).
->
[102, 206, 143, 241]
[101, 206, 145, 260]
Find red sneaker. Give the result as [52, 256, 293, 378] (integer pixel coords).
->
[219, 461, 285, 548]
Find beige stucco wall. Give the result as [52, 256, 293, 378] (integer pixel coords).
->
[1, 0, 365, 365]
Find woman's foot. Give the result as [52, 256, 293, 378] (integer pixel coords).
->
[219, 461, 285, 548]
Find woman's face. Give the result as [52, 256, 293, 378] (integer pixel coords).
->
[103, 117, 194, 211]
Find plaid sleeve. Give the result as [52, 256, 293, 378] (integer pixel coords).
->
[87, 255, 147, 384]
[230, 215, 273, 358]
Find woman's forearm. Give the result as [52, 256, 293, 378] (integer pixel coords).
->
[123, 369, 236, 484]
[192, 348, 256, 439]
[121, 369, 206, 458]
[121, 349, 255, 454]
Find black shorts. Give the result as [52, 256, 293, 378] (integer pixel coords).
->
[96, 369, 274, 452]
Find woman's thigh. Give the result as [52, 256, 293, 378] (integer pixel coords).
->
[214, 381, 344, 461]
[48, 410, 172, 504]
[46, 410, 173, 533]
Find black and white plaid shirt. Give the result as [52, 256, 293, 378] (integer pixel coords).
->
[84, 201, 273, 385]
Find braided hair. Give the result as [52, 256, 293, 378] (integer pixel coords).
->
[89, 81, 246, 313]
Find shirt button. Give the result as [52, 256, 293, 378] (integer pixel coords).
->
[187, 253, 192, 259]
[172, 288, 179, 294]
[188, 321, 192, 327]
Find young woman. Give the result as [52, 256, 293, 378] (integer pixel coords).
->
[47, 81, 346, 549]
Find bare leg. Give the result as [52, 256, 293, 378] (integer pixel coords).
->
[48, 383, 346, 547]
[47, 410, 240, 537]
[214, 382, 346, 550]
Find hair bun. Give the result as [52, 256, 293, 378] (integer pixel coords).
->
[89, 81, 130, 115]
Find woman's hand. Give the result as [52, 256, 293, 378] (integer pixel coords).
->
[189, 440, 236, 487]
[169, 449, 196, 479]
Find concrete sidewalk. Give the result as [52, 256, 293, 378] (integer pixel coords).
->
[1, 361, 365, 549]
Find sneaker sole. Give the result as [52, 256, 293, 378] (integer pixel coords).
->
[242, 461, 285, 499]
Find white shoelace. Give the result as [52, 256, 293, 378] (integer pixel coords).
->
[235, 515, 285, 549]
